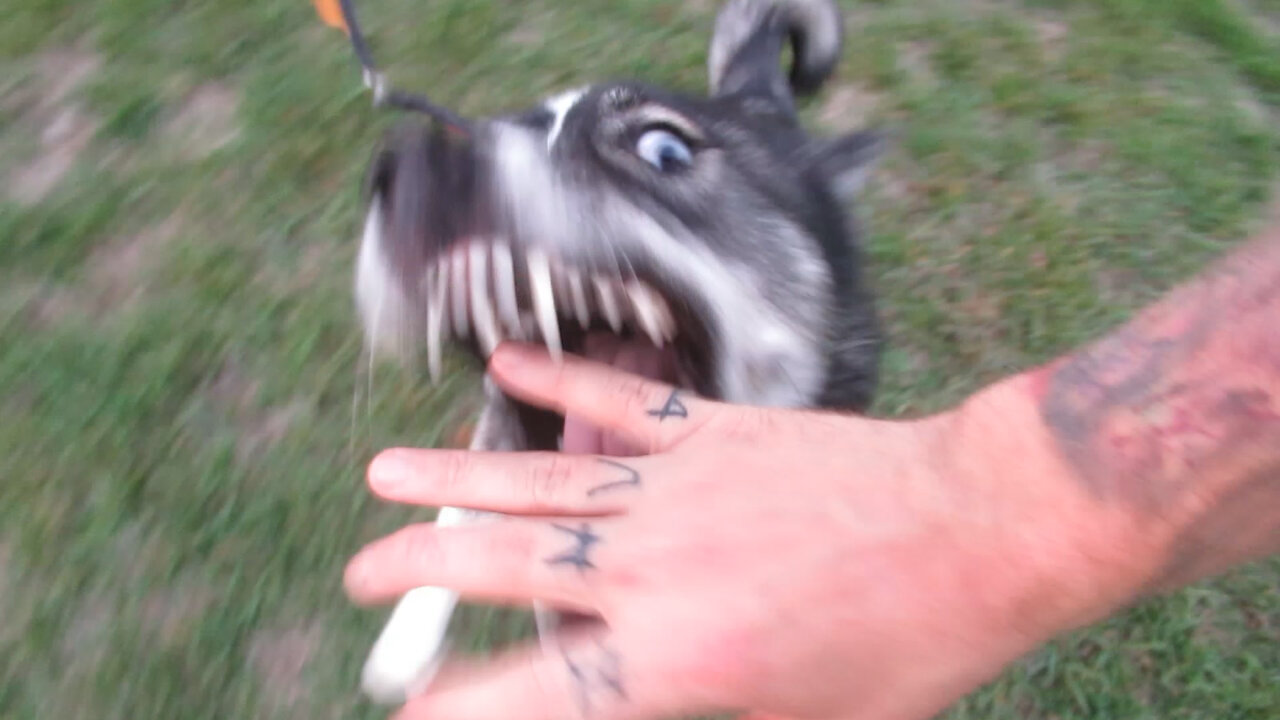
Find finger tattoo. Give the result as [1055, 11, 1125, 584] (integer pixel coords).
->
[564, 637, 627, 716]
[545, 523, 602, 573]
[586, 459, 641, 497]
[646, 389, 688, 421]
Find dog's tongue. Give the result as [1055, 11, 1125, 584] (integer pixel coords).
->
[562, 333, 676, 457]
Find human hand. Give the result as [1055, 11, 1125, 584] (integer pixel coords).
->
[344, 343, 1152, 720]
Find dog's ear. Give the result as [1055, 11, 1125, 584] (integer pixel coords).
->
[809, 129, 885, 200]
[708, 0, 844, 115]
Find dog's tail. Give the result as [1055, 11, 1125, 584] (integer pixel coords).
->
[707, 0, 843, 110]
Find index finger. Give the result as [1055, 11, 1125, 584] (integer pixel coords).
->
[487, 342, 717, 454]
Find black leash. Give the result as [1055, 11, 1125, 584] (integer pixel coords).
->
[324, 0, 471, 133]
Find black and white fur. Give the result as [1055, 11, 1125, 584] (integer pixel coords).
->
[353, 0, 884, 703]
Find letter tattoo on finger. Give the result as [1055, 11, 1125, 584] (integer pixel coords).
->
[563, 637, 627, 716]
[586, 459, 641, 497]
[545, 523, 602, 573]
[647, 389, 688, 421]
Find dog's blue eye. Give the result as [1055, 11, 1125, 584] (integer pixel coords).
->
[636, 129, 693, 172]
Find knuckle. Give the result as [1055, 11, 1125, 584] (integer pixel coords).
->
[680, 626, 765, 701]
[485, 521, 537, 562]
[526, 455, 577, 507]
[396, 523, 444, 565]
[550, 359, 585, 397]
[713, 405, 774, 439]
[436, 451, 473, 495]
[603, 374, 660, 417]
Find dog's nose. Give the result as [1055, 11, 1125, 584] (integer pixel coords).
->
[375, 119, 497, 253]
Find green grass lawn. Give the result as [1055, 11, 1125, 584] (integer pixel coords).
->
[2, 0, 1278, 718]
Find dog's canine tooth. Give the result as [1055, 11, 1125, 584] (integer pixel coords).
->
[567, 269, 590, 329]
[527, 248, 562, 361]
[592, 275, 623, 333]
[449, 247, 469, 339]
[425, 263, 446, 383]
[549, 260, 571, 315]
[491, 241, 520, 336]
[519, 311, 537, 341]
[626, 280, 665, 347]
[649, 284, 677, 340]
[469, 243, 501, 356]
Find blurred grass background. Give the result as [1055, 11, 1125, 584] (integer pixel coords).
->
[1, 0, 1278, 718]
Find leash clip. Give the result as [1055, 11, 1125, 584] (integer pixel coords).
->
[362, 68, 388, 107]
[315, 0, 471, 133]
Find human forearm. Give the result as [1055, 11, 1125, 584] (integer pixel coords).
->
[957, 230, 1280, 630]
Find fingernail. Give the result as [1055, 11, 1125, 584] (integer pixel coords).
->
[344, 553, 375, 593]
[368, 450, 415, 492]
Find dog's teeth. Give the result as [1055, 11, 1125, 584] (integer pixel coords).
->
[592, 276, 623, 333]
[567, 270, 590, 329]
[491, 241, 520, 335]
[469, 243, 500, 357]
[527, 249, 562, 361]
[651, 290, 676, 340]
[425, 263, 446, 383]
[625, 280, 665, 347]
[519, 311, 537, 340]
[450, 248, 469, 339]
[550, 263, 575, 325]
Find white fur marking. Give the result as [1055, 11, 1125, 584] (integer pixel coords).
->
[544, 87, 587, 150]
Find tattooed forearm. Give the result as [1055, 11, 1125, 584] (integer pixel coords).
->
[545, 523, 603, 573]
[563, 637, 627, 716]
[1035, 233, 1280, 589]
[647, 389, 688, 421]
[587, 459, 641, 497]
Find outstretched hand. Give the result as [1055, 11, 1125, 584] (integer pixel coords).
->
[344, 342, 1130, 720]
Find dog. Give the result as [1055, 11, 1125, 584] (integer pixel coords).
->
[351, 0, 884, 704]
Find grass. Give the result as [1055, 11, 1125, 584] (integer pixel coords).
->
[1, 0, 1278, 718]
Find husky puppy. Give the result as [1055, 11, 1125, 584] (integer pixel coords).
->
[352, 0, 884, 703]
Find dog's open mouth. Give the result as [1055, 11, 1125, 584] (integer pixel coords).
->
[421, 237, 714, 454]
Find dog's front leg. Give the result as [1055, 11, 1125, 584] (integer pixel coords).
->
[360, 378, 527, 704]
